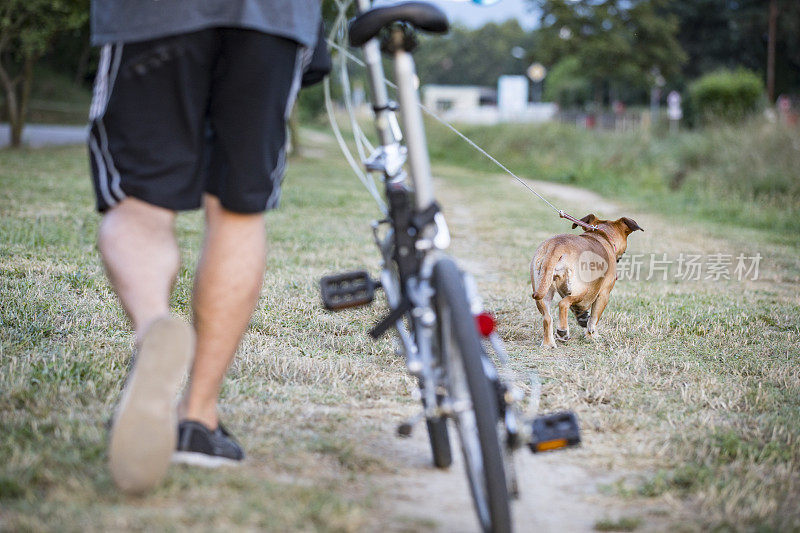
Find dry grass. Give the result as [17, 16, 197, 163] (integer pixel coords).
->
[435, 160, 800, 531]
[0, 144, 402, 532]
[1, 125, 799, 531]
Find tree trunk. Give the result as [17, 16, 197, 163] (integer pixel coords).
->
[0, 54, 36, 148]
[0, 61, 21, 147]
[17, 55, 35, 140]
[287, 105, 301, 157]
[74, 40, 92, 86]
[767, 0, 777, 103]
[593, 83, 603, 113]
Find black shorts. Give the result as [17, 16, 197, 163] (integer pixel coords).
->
[88, 29, 303, 213]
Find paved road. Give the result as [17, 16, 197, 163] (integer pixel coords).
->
[0, 123, 88, 148]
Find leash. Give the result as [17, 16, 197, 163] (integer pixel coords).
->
[557, 210, 599, 232]
[325, 31, 600, 235]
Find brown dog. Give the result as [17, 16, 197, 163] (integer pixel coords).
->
[530, 214, 643, 348]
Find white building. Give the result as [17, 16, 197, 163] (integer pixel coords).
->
[423, 85, 495, 113]
[422, 83, 556, 125]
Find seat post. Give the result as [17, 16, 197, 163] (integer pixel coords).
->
[391, 29, 434, 211]
[356, 0, 398, 147]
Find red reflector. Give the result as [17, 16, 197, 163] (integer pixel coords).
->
[475, 312, 496, 337]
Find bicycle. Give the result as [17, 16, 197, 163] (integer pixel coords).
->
[319, 2, 581, 531]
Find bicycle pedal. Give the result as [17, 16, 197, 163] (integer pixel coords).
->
[528, 411, 581, 453]
[320, 270, 380, 311]
[397, 421, 413, 437]
[396, 411, 424, 438]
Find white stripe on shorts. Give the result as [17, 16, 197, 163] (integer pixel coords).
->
[89, 45, 112, 121]
[266, 47, 307, 210]
[89, 43, 126, 208]
[89, 133, 115, 207]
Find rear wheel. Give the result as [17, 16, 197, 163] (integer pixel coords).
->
[433, 257, 511, 533]
[426, 416, 452, 468]
[418, 375, 452, 468]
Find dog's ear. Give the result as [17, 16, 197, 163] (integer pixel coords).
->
[619, 217, 644, 234]
[572, 213, 598, 229]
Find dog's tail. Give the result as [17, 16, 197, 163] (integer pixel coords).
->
[531, 250, 560, 300]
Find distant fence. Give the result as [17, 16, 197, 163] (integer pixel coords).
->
[558, 110, 646, 132]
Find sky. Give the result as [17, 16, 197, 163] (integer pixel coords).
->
[371, 0, 540, 30]
[424, 0, 540, 30]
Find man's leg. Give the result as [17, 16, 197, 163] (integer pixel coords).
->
[98, 197, 179, 339]
[182, 194, 267, 430]
[99, 197, 194, 493]
[171, 30, 296, 466]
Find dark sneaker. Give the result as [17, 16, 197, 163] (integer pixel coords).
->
[173, 420, 245, 467]
[108, 315, 194, 493]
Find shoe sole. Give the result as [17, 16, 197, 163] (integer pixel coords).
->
[108, 316, 194, 494]
[172, 451, 242, 468]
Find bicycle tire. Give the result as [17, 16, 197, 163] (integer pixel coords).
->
[426, 416, 452, 468]
[433, 257, 511, 533]
[418, 375, 453, 468]
[421, 333, 452, 468]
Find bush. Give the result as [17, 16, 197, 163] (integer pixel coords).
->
[543, 56, 592, 108]
[688, 68, 764, 124]
[296, 83, 327, 123]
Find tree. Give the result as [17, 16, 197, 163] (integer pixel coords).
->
[543, 56, 591, 107]
[414, 20, 538, 87]
[528, 0, 686, 108]
[766, 0, 777, 102]
[663, 0, 800, 101]
[0, 0, 88, 148]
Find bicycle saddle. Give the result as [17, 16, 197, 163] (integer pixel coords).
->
[349, 1, 449, 47]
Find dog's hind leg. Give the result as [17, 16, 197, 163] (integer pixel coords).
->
[556, 265, 573, 297]
[556, 296, 578, 341]
[570, 304, 590, 328]
[587, 292, 611, 340]
[535, 288, 557, 349]
[531, 249, 560, 301]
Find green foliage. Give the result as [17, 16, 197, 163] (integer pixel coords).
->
[414, 20, 537, 87]
[0, 0, 89, 146]
[296, 83, 327, 124]
[0, 0, 88, 61]
[688, 68, 764, 124]
[529, 0, 686, 104]
[663, 0, 800, 97]
[542, 56, 591, 107]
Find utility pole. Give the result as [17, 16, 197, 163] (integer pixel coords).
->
[767, 0, 778, 102]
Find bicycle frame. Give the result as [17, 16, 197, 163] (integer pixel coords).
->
[319, 4, 582, 529]
[351, 0, 459, 421]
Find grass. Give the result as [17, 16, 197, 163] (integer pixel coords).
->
[0, 144, 400, 531]
[426, 118, 800, 242]
[595, 516, 643, 531]
[431, 138, 800, 530]
[1, 121, 799, 531]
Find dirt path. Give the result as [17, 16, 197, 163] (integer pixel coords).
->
[522, 179, 620, 215]
[374, 423, 611, 532]
[363, 179, 627, 533]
